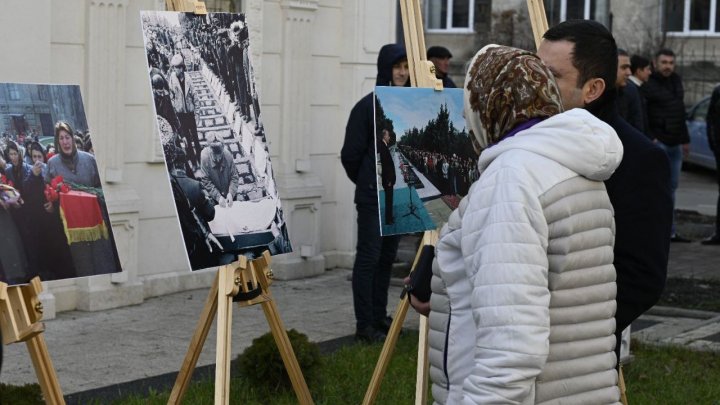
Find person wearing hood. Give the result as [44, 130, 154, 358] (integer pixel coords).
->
[428, 45, 623, 404]
[341, 43, 408, 343]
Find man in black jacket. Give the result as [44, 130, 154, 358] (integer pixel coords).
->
[341, 44, 408, 342]
[642, 49, 691, 242]
[538, 20, 673, 361]
[378, 129, 396, 225]
[703, 85, 720, 245]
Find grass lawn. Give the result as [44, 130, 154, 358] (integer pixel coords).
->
[107, 335, 720, 405]
[623, 340, 720, 405]
[7, 333, 719, 404]
[109, 333, 424, 405]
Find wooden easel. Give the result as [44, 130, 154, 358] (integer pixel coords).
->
[167, 252, 313, 405]
[362, 1, 441, 404]
[162, 2, 312, 404]
[364, 2, 630, 405]
[0, 277, 65, 405]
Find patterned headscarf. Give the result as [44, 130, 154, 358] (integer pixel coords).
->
[464, 45, 563, 151]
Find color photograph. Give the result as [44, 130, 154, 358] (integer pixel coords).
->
[141, 11, 291, 270]
[374, 86, 477, 236]
[0, 83, 122, 285]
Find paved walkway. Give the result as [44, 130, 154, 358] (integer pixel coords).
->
[0, 169, 718, 400]
[1, 269, 419, 396]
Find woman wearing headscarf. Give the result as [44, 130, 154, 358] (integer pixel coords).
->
[1, 141, 31, 284]
[45, 121, 120, 277]
[427, 46, 624, 404]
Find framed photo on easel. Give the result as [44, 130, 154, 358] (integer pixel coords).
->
[373, 86, 476, 236]
[141, 11, 292, 271]
[0, 82, 122, 285]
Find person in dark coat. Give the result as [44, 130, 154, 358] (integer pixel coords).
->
[227, 20, 252, 120]
[703, 84, 720, 245]
[378, 129, 396, 225]
[24, 142, 77, 281]
[152, 73, 181, 134]
[616, 49, 645, 133]
[341, 43, 408, 343]
[427, 46, 457, 88]
[166, 141, 222, 269]
[641, 48, 691, 242]
[539, 20, 673, 362]
[629, 54, 651, 133]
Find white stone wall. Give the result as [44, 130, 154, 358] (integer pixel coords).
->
[0, 0, 396, 315]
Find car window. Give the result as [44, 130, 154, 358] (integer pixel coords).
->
[691, 98, 711, 121]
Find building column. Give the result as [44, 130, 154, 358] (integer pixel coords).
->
[271, 0, 326, 279]
[75, 0, 143, 310]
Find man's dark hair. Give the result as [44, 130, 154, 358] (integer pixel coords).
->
[618, 48, 629, 57]
[630, 55, 650, 74]
[543, 20, 618, 96]
[543, 20, 618, 115]
[655, 48, 675, 58]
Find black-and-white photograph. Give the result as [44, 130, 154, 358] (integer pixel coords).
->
[141, 11, 291, 270]
[0, 83, 122, 285]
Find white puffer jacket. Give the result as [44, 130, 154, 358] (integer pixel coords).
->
[429, 108, 623, 405]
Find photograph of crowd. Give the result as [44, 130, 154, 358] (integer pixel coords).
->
[141, 11, 291, 270]
[374, 87, 477, 236]
[0, 83, 122, 285]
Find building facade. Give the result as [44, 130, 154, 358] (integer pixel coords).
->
[0, 0, 396, 317]
[424, 0, 720, 104]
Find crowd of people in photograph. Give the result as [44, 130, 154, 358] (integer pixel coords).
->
[0, 121, 117, 285]
[399, 145, 479, 197]
[144, 12, 289, 269]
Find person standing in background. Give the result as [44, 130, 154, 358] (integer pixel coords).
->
[341, 43, 408, 343]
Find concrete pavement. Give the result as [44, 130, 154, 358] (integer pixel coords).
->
[0, 168, 718, 401]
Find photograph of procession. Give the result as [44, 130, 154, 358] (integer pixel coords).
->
[0, 83, 122, 285]
[141, 11, 291, 270]
[374, 87, 478, 236]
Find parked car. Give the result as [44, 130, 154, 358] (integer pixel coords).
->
[685, 96, 717, 170]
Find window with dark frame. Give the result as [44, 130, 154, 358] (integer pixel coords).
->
[425, 0, 474, 31]
[664, 0, 720, 34]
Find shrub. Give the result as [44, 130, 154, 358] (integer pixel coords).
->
[0, 382, 43, 405]
[234, 329, 321, 393]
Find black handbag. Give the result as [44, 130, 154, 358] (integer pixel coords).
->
[404, 245, 435, 303]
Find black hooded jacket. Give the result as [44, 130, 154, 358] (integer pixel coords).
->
[341, 44, 406, 204]
[642, 71, 690, 145]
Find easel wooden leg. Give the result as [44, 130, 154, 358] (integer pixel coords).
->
[26, 333, 66, 405]
[362, 295, 410, 405]
[215, 265, 237, 405]
[169, 254, 314, 405]
[260, 299, 314, 405]
[168, 273, 219, 405]
[619, 365, 629, 405]
[414, 316, 430, 405]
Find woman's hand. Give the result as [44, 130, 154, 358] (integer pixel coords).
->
[32, 161, 43, 176]
[44, 201, 55, 213]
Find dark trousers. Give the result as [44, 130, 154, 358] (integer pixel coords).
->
[178, 112, 202, 166]
[714, 150, 720, 234]
[383, 186, 394, 224]
[352, 202, 401, 330]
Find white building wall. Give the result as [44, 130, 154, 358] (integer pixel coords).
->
[0, 0, 396, 316]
